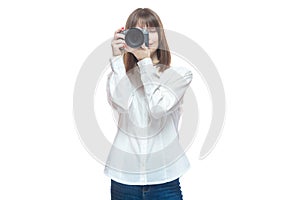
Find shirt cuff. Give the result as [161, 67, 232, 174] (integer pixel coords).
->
[137, 58, 155, 74]
[110, 55, 126, 74]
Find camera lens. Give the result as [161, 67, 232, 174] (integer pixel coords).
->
[125, 28, 144, 48]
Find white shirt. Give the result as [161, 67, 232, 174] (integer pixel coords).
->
[104, 55, 193, 185]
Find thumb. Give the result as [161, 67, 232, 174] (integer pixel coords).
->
[140, 43, 149, 50]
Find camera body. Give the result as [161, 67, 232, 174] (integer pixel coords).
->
[121, 28, 149, 48]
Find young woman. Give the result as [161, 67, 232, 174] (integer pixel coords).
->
[105, 8, 193, 200]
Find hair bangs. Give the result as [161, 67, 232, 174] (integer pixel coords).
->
[136, 14, 159, 28]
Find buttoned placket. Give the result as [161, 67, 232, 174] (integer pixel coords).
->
[140, 138, 147, 182]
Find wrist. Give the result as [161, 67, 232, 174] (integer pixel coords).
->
[137, 55, 150, 61]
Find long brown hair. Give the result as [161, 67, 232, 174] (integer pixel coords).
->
[123, 8, 171, 72]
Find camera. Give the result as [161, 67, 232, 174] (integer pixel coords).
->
[121, 28, 149, 48]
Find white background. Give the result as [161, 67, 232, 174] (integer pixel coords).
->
[1, 0, 300, 199]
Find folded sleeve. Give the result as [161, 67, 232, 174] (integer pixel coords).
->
[137, 58, 193, 119]
[106, 56, 134, 113]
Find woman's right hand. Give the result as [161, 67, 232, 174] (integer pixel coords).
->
[111, 27, 125, 56]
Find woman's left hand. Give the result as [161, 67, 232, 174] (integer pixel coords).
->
[125, 44, 150, 61]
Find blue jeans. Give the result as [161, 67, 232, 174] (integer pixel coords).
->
[111, 178, 183, 200]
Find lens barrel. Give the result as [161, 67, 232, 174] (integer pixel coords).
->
[124, 28, 147, 48]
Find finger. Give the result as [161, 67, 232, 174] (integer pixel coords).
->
[112, 38, 125, 45]
[114, 27, 125, 39]
[114, 43, 125, 50]
[114, 33, 125, 40]
[114, 27, 125, 34]
[140, 44, 149, 50]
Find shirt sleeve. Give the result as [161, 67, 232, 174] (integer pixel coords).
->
[137, 58, 193, 119]
[106, 55, 134, 113]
